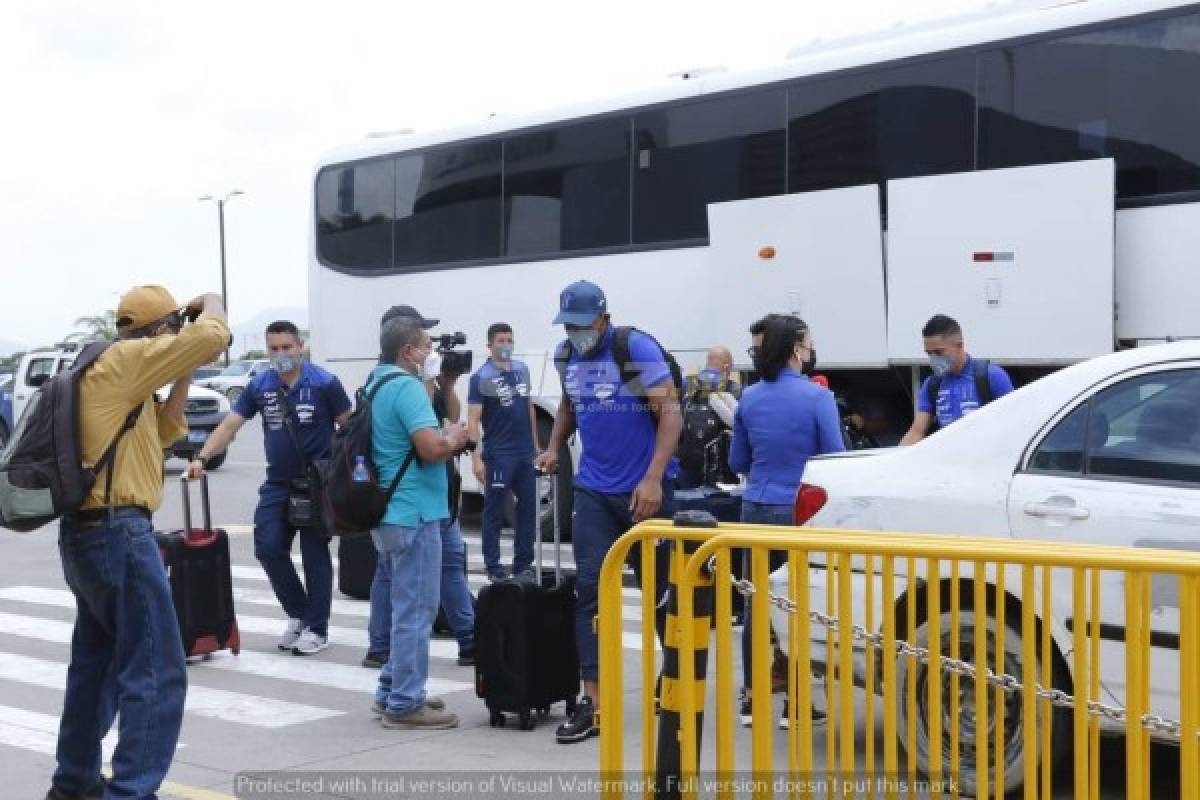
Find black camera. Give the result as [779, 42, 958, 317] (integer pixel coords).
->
[434, 331, 473, 375]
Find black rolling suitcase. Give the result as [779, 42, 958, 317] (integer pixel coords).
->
[156, 474, 240, 658]
[475, 471, 579, 730]
[337, 533, 378, 600]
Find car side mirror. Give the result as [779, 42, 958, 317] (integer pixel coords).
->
[26, 374, 48, 388]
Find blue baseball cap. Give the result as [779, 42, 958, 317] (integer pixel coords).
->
[552, 280, 607, 326]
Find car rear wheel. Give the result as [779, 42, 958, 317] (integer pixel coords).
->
[897, 608, 1069, 798]
[0, 421, 8, 450]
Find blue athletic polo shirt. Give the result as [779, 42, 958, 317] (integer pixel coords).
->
[468, 359, 535, 461]
[561, 327, 671, 494]
[916, 355, 1015, 429]
[234, 361, 351, 483]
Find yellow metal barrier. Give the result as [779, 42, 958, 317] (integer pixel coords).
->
[597, 520, 1200, 800]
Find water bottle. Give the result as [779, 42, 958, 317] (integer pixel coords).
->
[352, 455, 370, 483]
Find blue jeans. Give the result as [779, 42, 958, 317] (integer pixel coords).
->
[372, 520, 441, 714]
[54, 510, 187, 800]
[571, 481, 675, 682]
[739, 500, 791, 689]
[253, 482, 332, 636]
[368, 518, 476, 655]
[481, 454, 537, 573]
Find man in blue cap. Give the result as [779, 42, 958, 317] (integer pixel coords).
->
[537, 280, 683, 744]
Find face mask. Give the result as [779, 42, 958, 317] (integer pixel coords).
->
[496, 345, 514, 362]
[421, 351, 443, 380]
[698, 368, 721, 390]
[929, 354, 954, 377]
[567, 328, 601, 355]
[271, 354, 298, 374]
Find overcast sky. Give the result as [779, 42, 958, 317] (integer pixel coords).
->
[0, 0, 988, 353]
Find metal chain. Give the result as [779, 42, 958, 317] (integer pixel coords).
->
[727, 578, 1187, 740]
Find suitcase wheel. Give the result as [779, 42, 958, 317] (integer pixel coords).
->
[489, 710, 506, 728]
[518, 710, 536, 732]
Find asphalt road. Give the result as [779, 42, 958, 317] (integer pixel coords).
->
[0, 431, 1183, 798]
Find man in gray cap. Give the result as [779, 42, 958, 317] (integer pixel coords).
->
[363, 305, 476, 670]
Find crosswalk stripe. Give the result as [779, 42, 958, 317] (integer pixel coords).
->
[191, 650, 471, 696]
[0, 704, 117, 759]
[0, 652, 340, 728]
[0, 608, 470, 697]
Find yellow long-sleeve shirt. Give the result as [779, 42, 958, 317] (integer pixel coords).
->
[78, 314, 230, 512]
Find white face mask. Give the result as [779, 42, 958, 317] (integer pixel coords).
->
[420, 351, 443, 380]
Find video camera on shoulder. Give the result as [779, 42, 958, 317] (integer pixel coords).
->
[434, 331, 472, 375]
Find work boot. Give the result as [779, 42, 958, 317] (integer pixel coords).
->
[381, 706, 459, 730]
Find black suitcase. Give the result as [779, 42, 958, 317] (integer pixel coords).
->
[156, 474, 240, 658]
[475, 472, 579, 730]
[673, 486, 742, 523]
[337, 533, 377, 600]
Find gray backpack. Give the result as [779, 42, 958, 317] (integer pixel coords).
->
[0, 342, 141, 532]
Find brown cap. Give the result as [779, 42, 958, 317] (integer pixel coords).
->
[116, 285, 181, 331]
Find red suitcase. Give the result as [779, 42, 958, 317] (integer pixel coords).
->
[156, 474, 240, 657]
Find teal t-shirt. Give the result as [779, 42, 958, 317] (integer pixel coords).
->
[366, 365, 449, 527]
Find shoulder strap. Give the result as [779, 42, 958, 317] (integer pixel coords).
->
[96, 405, 144, 507]
[275, 386, 311, 470]
[73, 341, 113, 373]
[366, 370, 408, 403]
[973, 359, 994, 405]
[612, 327, 635, 388]
[367, 370, 420, 501]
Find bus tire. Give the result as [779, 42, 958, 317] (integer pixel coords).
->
[896, 607, 1069, 798]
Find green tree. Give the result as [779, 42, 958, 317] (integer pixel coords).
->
[74, 310, 118, 341]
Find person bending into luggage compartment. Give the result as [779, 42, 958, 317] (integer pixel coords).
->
[900, 313, 1014, 445]
[468, 322, 541, 583]
[368, 317, 470, 729]
[48, 286, 228, 800]
[536, 280, 683, 744]
[362, 305, 476, 670]
[187, 321, 352, 656]
[730, 313, 844, 729]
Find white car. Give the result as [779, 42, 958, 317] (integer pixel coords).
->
[197, 359, 269, 405]
[768, 341, 1200, 794]
[12, 345, 231, 468]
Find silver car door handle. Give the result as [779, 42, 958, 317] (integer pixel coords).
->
[1024, 502, 1090, 520]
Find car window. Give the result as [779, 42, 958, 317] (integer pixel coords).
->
[220, 362, 251, 377]
[1028, 368, 1200, 484]
[1028, 402, 1090, 474]
[1088, 369, 1200, 484]
[25, 358, 54, 386]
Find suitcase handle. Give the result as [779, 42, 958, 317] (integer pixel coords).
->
[537, 468, 562, 585]
[180, 472, 213, 538]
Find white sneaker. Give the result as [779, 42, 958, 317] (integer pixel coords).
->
[277, 618, 304, 651]
[291, 628, 329, 656]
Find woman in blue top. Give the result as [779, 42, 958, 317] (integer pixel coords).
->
[729, 313, 844, 727]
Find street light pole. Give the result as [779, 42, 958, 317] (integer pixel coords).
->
[199, 190, 244, 365]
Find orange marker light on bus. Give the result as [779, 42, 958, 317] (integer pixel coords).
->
[758, 246, 776, 260]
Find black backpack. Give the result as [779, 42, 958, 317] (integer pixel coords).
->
[0, 342, 142, 532]
[678, 400, 736, 486]
[925, 358, 994, 433]
[319, 371, 418, 536]
[552, 326, 684, 397]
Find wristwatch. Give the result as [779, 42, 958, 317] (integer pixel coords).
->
[195, 455, 209, 469]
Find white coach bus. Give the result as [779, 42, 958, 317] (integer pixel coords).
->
[309, 0, 1200, 526]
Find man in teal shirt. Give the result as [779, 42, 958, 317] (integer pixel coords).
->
[367, 317, 469, 730]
